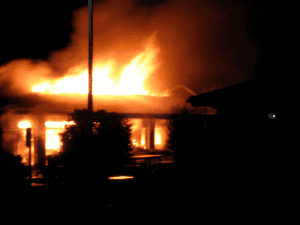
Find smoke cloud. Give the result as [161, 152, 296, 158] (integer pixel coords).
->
[0, 0, 260, 108]
[46, 0, 259, 93]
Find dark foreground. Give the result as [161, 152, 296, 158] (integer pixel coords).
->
[2, 158, 286, 221]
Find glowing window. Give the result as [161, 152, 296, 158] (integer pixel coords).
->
[155, 127, 162, 145]
[18, 121, 31, 129]
[45, 121, 75, 129]
[45, 121, 74, 151]
[141, 127, 145, 146]
[46, 129, 61, 150]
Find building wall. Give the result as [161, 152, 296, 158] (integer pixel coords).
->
[154, 119, 169, 150]
[0, 112, 70, 166]
[1, 112, 171, 166]
[128, 118, 169, 150]
[1, 113, 34, 164]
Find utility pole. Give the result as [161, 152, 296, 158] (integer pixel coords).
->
[88, 0, 93, 112]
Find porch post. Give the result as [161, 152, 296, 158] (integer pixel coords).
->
[145, 118, 155, 150]
[34, 115, 46, 168]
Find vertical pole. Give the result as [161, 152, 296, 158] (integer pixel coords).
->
[88, 0, 93, 112]
[26, 128, 32, 183]
[150, 119, 155, 150]
[29, 145, 32, 182]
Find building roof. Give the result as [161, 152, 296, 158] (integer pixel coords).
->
[0, 93, 195, 116]
[186, 77, 278, 111]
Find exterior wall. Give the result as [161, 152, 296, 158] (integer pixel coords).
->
[1, 112, 171, 167]
[144, 118, 155, 150]
[0, 112, 70, 167]
[43, 114, 69, 165]
[154, 119, 169, 150]
[1, 113, 34, 164]
[129, 118, 169, 150]
[34, 115, 46, 167]
[1, 126, 21, 156]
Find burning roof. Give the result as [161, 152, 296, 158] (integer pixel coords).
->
[1, 0, 261, 114]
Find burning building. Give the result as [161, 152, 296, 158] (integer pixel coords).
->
[0, 42, 209, 166]
[1, 0, 251, 167]
[0, 91, 206, 166]
[0, 23, 216, 167]
[0, 29, 175, 166]
[0, 30, 216, 167]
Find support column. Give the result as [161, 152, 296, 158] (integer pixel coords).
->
[150, 119, 155, 150]
[34, 115, 46, 168]
[145, 119, 155, 150]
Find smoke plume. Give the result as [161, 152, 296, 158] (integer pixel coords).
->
[0, 0, 260, 109]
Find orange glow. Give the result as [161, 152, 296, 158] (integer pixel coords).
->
[45, 121, 75, 153]
[141, 127, 145, 147]
[18, 121, 31, 129]
[155, 127, 161, 145]
[46, 129, 60, 150]
[108, 176, 134, 180]
[132, 139, 137, 147]
[17, 121, 34, 165]
[32, 36, 165, 96]
[21, 157, 34, 166]
[45, 121, 75, 129]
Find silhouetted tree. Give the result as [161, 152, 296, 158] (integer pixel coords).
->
[166, 107, 212, 169]
[49, 109, 133, 187]
[0, 148, 28, 190]
[166, 105, 281, 212]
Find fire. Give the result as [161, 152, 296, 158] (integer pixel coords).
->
[32, 37, 163, 96]
[108, 176, 134, 180]
[17, 121, 34, 165]
[141, 127, 146, 147]
[45, 121, 75, 154]
[18, 121, 31, 129]
[155, 127, 162, 145]
[45, 121, 75, 129]
[46, 129, 61, 151]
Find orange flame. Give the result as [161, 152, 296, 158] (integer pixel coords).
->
[32, 36, 164, 96]
[155, 127, 162, 145]
[108, 176, 134, 180]
[18, 121, 31, 129]
[45, 121, 75, 154]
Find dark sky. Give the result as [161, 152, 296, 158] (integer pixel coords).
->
[0, 0, 276, 109]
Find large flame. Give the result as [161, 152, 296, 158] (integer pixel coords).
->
[32, 37, 164, 96]
[17, 120, 76, 164]
[45, 121, 75, 154]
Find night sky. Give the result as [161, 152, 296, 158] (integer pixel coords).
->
[0, 0, 278, 110]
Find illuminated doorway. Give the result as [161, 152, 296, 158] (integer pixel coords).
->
[45, 121, 74, 159]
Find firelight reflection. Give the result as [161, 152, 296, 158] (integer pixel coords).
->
[108, 176, 134, 180]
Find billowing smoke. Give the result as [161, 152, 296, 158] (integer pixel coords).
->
[0, 59, 56, 110]
[0, 59, 53, 94]
[47, 0, 259, 93]
[0, 0, 260, 109]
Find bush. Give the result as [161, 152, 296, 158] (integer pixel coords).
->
[0, 150, 27, 189]
[166, 107, 210, 162]
[49, 109, 133, 184]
